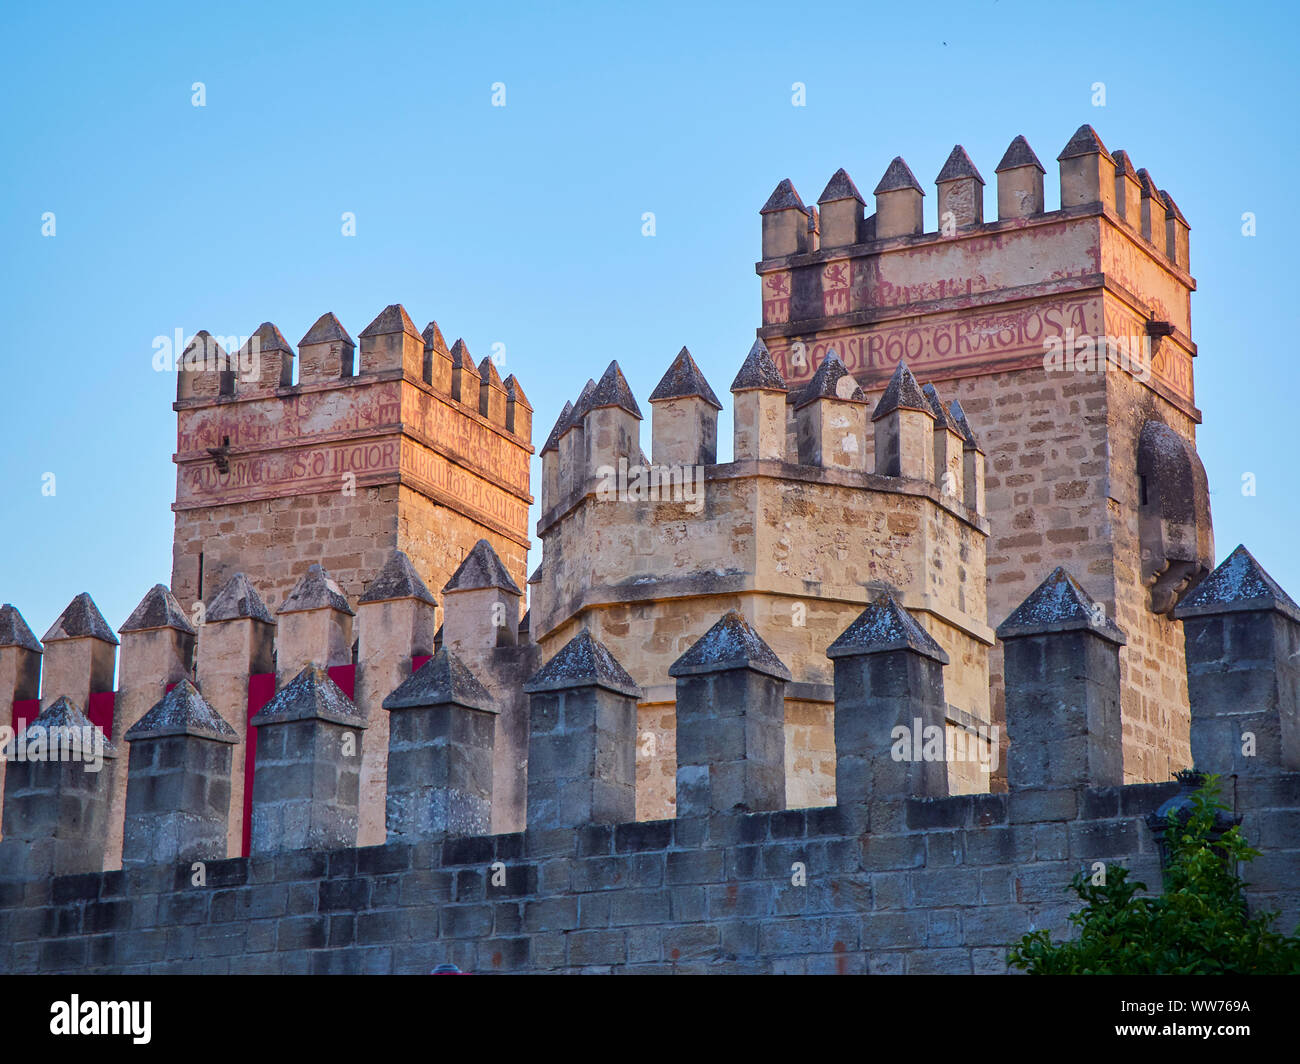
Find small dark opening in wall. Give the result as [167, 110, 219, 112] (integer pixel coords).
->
[1138, 473, 1149, 507]
[222, 435, 230, 447]
[198, 551, 205, 600]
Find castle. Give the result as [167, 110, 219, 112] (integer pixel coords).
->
[0, 126, 1293, 976]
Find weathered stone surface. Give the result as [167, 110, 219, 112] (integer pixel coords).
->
[120, 584, 196, 635]
[42, 593, 118, 645]
[649, 348, 722, 410]
[206, 573, 275, 624]
[0, 604, 42, 652]
[277, 565, 354, 617]
[359, 550, 437, 607]
[124, 679, 238, 743]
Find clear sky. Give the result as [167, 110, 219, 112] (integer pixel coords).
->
[1, 0, 1296, 643]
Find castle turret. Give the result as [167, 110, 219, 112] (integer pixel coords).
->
[0, 605, 42, 839]
[817, 168, 866, 250]
[297, 312, 355, 385]
[504, 374, 532, 439]
[442, 539, 522, 650]
[197, 572, 275, 856]
[358, 303, 423, 378]
[523, 630, 640, 830]
[998, 568, 1127, 790]
[871, 361, 934, 481]
[422, 320, 452, 391]
[794, 351, 868, 471]
[478, 355, 508, 427]
[449, 338, 480, 406]
[584, 360, 642, 473]
[649, 347, 723, 467]
[935, 145, 984, 230]
[994, 134, 1045, 219]
[1136, 168, 1167, 254]
[274, 564, 355, 685]
[248, 665, 367, 854]
[122, 679, 238, 867]
[760, 179, 808, 258]
[730, 339, 788, 462]
[948, 399, 986, 515]
[1161, 190, 1190, 270]
[1111, 150, 1142, 227]
[109, 583, 197, 869]
[873, 157, 924, 239]
[356, 549, 439, 846]
[922, 383, 965, 504]
[1057, 124, 1115, 211]
[236, 322, 294, 394]
[540, 400, 573, 513]
[828, 595, 951, 802]
[39, 593, 117, 713]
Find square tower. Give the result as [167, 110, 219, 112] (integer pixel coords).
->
[170, 306, 533, 617]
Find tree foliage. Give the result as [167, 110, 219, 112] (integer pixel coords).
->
[1007, 775, 1300, 974]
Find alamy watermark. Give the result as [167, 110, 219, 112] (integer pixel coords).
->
[891, 717, 1001, 774]
[0, 725, 107, 773]
[1042, 329, 1151, 383]
[596, 458, 705, 513]
[152, 329, 261, 382]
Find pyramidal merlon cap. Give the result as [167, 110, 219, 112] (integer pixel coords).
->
[669, 609, 791, 680]
[1111, 149, 1137, 177]
[479, 355, 505, 388]
[795, 350, 865, 409]
[731, 339, 788, 393]
[1057, 124, 1111, 162]
[250, 665, 366, 727]
[871, 361, 932, 421]
[1174, 545, 1300, 623]
[588, 361, 643, 419]
[760, 178, 806, 214]
[444, 540, 522, 596]
[827, 594, 949, 663]
[503, 375, 530, 408]
[422, 321, 449, 353]
[565, 378, 598, 430]
[936, 145, 985, 186]
[277, 564, 354, 616]
[920, 383, 958, 431]
[523, 629, 641, 697]
[996, 135, 1045, 174]
[125, 679, 238, 743]
[22, 695, 117, 756]
[649, 347, 723, 410]
[240, 322, 293, 357]
[540, 401, 574, 456]
[42, 592, 119, 645]
[818, 168, 865, 205]
[207, 573, 275, 624]
[450, 338, 477, 370]
[359, 303, 421, 340]
[382, 647, 496, 713]
[120, 584, 196, 635]
[948, 399, 982, 452]
[874, 157, 924, 195]
[300, 312, 354, 348]
[995, 567, 1126, 645]
[0, 604, 43, 653]
[359, 550, 437, 606]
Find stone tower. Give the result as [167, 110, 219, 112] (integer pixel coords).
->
[169, 306, 533, 616]
[755, 126, 1213, 784]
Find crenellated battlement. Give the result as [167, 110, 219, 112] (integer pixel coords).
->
[169, 303, 534, 631]
[1, 546, 1297, 974]
[529, 341, 994, 816]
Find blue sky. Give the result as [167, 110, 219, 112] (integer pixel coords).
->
[1, 0, 1296, 640]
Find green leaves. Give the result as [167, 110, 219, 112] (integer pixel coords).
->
[1007, 775, 1300, 975]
